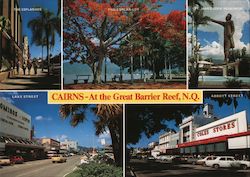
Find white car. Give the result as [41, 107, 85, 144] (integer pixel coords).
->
[196, 156, 217, 166]
[205, 156, 238, 168]
[233, 160, 250, 170]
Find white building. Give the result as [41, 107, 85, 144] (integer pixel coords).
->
[178, 109, 249, 157]
[159, 131, 179, 154]
[0, 98, 31, 140]
[60, 139, 78, 152]
[0, 98, 44, 158]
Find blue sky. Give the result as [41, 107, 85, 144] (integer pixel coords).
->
[0, 92, 110, 148]
[20, 0, 61, 59]
[130, 93, 250, 148]
[158, 0, 185, 14]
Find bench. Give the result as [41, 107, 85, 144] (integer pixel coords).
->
[112, 74, 120, 82]
[74, 75, 91, 84]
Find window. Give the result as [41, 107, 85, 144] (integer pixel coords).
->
[206, 144, 214, 152]
[220, 157, 226, 161]
[215, 142, 226, 152]
[227, 158, 235, 161]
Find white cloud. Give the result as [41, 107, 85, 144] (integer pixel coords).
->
[35, 115, 53, 121]
[35, 115, 44, 120]
[200, 41, 224, 59]
[1, 97, 15, 104]
[99, 130, 111, 139]
[55, 134, 68, 142]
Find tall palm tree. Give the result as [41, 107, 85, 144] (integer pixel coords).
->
[193, 8, 211, 56]
[189, 0, 214, 58]
[59, 104, 123, 167]
[28, 9, 60, 75]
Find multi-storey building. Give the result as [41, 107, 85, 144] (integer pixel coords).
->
[60, 139, 78, 152]
[0, 98, 44, 159]
[0, 0, 23, 72]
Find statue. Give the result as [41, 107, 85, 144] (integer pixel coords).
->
[211, 13, 235, 65]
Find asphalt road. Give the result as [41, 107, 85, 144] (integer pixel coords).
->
[0, 156, 80, 177]
[128, 159, 250, 177]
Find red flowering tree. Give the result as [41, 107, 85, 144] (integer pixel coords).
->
[64, 0, 185, 83]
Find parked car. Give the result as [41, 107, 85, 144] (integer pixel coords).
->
[172, 156, 182, 164]
[52, 155, 67, 163]
[0, 156, 11, 165]
[232, 160, 250, 170]
[205, 156, 238, 169]
[186, 156, 202, 165]
[147, 156, 156, 161]
[10, 156, 24, 164]
[196, 156, 217, 166]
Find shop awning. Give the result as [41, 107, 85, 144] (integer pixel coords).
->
[178, 130, 250, 148]
[0, 135, 44, 150]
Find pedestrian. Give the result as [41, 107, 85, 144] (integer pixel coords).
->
[27, 60, 32, 75]
[33, 60, 38, 75]
[16, 60, 20, 75]
[23, 62, 26, 75]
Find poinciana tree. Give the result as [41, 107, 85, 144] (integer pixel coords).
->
[63, 0, 185, 84]
[59, 104, 123, 166]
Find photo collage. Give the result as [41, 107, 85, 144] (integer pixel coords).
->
[0, 0, 250, 177]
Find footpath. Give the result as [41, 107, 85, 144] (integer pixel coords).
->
[0, 69, 60, 90]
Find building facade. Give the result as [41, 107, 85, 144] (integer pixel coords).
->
[40, 138, 60, 151]
[60, 139, 78, 152]
[0, 0, 23, 71]
[157, 105, 249, 159]
[159, 131, 179, 154]
[0, 98, 44, 159]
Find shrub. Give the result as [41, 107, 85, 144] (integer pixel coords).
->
[224, 78, 242, 88]
[67, 162, 122, 177]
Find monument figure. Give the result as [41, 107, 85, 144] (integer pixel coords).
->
[211, 13, 235, 64]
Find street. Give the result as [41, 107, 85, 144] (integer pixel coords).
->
[128, 159, 250, 177]
[0, 156, 80, 177]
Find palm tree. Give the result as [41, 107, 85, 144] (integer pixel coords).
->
[189, 0, 214, 58]
[28, 9, 60, 75]
[59, 104, 123, 167]
[193, 8, 211, 57]
[0, 16, 10, 71]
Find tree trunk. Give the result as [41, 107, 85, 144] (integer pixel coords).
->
[96, 57, 104, 84]
[152, 58, 156, 82]
[119, 66, 123, 82]
[130, 55, 134, 84]
[46, 34, 50, 75]
[42, 45, 44, 71]
[191, 8, 195, 58]
[0, 32, 2, 71]
[104, 57, 107, 83]
[108, 120, 122, 167]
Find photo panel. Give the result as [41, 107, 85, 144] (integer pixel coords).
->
[188, 0, 250, 89]
[0, 0, 61, 90]
[125, 91, 250, 176]
[63, 0, 186, 90]
[0, 91, 123, 177]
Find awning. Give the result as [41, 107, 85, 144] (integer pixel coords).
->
[178, 131, 250, 148]
[0, 135, 44, 150]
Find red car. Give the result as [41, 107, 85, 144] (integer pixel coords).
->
[10, 156, 24, 164]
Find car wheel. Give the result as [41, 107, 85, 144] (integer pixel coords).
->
[241, 164, 247, 170]
[52, 161, 55, 163]
[213, 164, 219, 169]
[202, 162, 206, 166]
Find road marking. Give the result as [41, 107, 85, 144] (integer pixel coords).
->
[63, 166, 78, 177]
